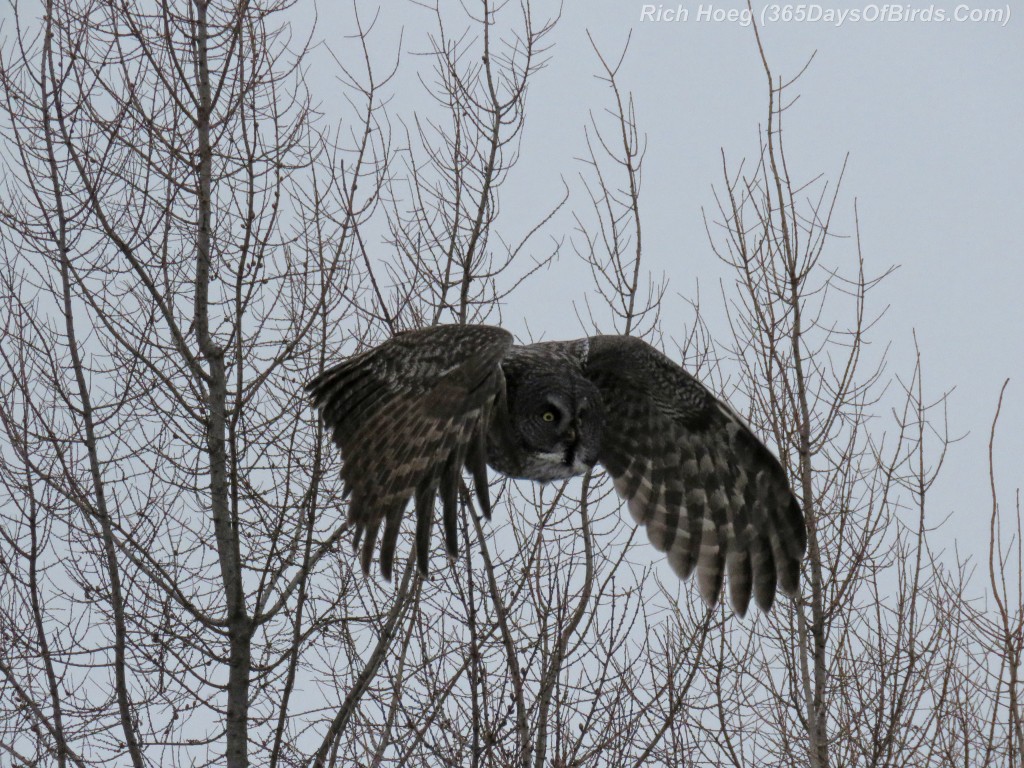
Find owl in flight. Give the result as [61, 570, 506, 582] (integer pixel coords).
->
[306, 324, 806, 615]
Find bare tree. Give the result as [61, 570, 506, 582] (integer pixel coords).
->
[1, 2, 1020, 767]
[694, 21, 1023, 768]
[0, 0, 384, 764]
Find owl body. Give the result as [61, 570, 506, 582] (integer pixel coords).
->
[306, 324, 806, 616]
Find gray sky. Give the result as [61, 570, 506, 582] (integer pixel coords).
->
[320, 1, 1023, 572]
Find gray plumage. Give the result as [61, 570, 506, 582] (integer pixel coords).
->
[305, 324, 806, 615]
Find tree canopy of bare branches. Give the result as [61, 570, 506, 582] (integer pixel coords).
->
[0, 2, 1019, 767]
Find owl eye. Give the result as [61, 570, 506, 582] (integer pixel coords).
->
[542, 410, 557, 423]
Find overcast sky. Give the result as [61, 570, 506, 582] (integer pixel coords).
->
[318, 1, 1023, 573]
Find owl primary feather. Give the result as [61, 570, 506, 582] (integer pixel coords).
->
[305, 324, 806, 616]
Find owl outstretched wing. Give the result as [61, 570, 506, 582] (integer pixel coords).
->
[583, 335, 806, 616]
[305, 325, 513, 579]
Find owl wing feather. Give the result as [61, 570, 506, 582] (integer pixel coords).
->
[305, 325, 513, 579]
[584, 335, 806, 615]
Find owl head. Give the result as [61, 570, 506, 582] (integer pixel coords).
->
[505, 369, 604, 481]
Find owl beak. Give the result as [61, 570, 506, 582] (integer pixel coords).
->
[565, 427, 577, 443]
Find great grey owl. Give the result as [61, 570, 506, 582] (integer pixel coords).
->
[306, 324, 806, 615]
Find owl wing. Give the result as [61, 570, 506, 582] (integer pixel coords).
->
[305, 325, 513, 579]
[583, 335, 806, 616]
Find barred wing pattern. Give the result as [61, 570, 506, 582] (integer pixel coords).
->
[585, 336, 806, 616]
[305, 325, 513, 579]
